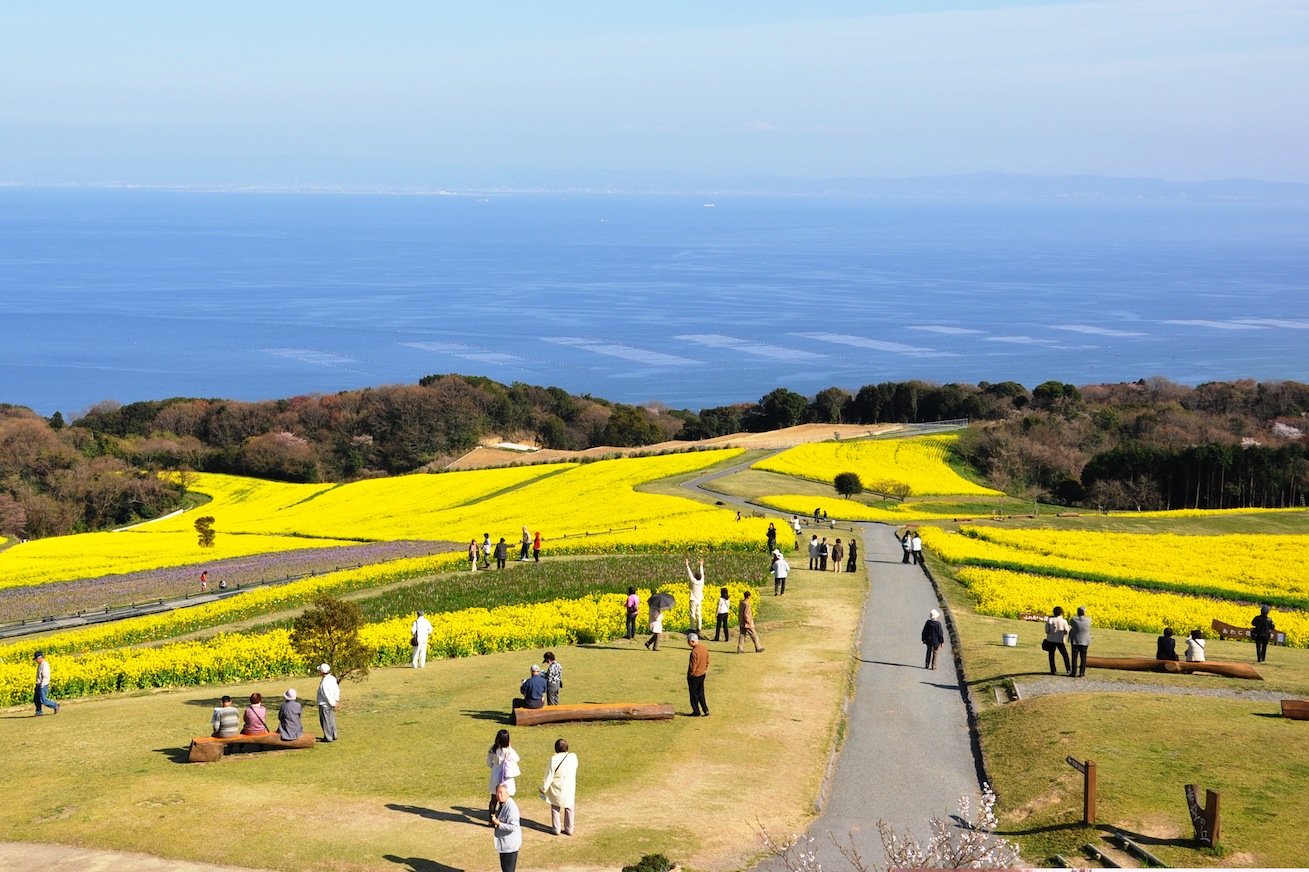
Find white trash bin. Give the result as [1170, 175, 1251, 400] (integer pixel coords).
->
[1002, 633, 1018, 647]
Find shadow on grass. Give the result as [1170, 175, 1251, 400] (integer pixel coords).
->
[1251, 712, 1284, 718]
[152, 746, 193, 764]
[386, 803, 486, 827]
[460, 709, 511, 724]
[382, 853, 464, 872]
[1106, 825, 1200, 850]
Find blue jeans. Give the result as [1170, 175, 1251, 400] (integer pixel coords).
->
[35, 683, 59, 714]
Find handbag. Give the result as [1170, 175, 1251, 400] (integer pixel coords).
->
[410, 634, 419, 647]
[1041, 639, 1054, 652]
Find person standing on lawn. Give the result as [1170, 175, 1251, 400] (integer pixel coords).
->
[543, 652, 563, 706]
[34, 652, 60, 716]
[713, 587, 731, 641]
[624, 587, 640, 640]
[686, 557, 705, 631]
[1068, 606, 1092, 678]
[1043, 607, 1072, 675]
[831, 538, 845, 573]
[771, 549, 790, 596]
[737, 590, 763, 653]
[491, 782, 522, 872]
[519, 526, 531, 561]
[411, 610, 433, 668]
[317, 663, 340, 741]
[1252, 605, 1276, 663]
[687, 633, 710, 716]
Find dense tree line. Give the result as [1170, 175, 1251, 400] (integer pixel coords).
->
[3, 374, 1306, 539]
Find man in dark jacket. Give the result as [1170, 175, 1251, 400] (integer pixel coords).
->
[921, 609, 946, 669]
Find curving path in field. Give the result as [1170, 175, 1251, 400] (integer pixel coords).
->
[682, 457, 984, 869]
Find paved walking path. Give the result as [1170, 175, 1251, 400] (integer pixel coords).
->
[756, 522, 983, 870]
[678, 456, 985, 869]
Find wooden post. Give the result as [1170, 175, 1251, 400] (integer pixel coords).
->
[1185, 784, 1221, 847]
[1066, 756, 1096, 824]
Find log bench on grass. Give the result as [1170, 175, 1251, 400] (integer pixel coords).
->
[188, 732, 316, 763]
[512, 702, 675, 727]
[1084, 656, 1263, 680]
[1282, 700, 1309, 721]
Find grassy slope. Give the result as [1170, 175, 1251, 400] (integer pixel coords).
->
[928, 544, 1309, 867]
[0, 568, 865, 872]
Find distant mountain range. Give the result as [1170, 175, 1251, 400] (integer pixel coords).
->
[8, 160, 1309, 202]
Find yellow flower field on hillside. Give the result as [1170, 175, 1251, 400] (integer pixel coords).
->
[754, 435, 1001, 496]
[921, 527, 1309, 609]
[0, 530, 360, 591]
[958, 566, 1309, 647]
[0, 450, 757, 586]
[755, 495, 971, 522]
[0, 581, 758, 707]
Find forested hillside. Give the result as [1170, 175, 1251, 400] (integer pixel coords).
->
[2, 374, 1307, 540]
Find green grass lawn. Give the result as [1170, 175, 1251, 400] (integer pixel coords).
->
[0, 567, 866, 872]
[929, 552, 1309, 867]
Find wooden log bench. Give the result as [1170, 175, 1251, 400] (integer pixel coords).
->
[1084, 655, 1263, 680]
[1282, 700, 1309, 721]
[188, 731, 316, 763]
[512, 702, 675, 727]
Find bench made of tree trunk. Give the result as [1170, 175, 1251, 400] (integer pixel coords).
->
[1084, 656, 1263, 680]
[1282, 700, 1309, 721]
[188, 732, 316, 763]
[512, 702, 675, 727]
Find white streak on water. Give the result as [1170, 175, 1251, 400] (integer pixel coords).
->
[402, 341, 528, 366]
[677, 334, 826, 361]
[1164, 320, 1266, 330]
[1051, 324, 1149, 337]
[543, 337, 702, 366]
[791, 332, 937, 354]
[909, 325, 987, 335]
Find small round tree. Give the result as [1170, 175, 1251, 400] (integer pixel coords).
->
[834, 472, 864, 499]
[290, 594, 375, 682]
[194, 515, 216, 548]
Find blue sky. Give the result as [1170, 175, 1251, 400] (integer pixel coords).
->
[2, 0, 1306, 186]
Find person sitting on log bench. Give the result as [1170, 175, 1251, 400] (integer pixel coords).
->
[513, 665, 547, 711]
[211, 695, 241, 738]
[279, 688, 303, 740]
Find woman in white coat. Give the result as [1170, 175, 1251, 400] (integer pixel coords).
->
[487, 729, 521, 826]
[539, 737, 578, 836]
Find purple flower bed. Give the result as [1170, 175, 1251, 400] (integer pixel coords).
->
[0, 540, 458, 625]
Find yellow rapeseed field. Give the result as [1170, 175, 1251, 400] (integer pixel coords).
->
[958, 566, 1309, 647]
[754, 434, 1001, 496]
[0, 581, 756, 707]
[921, 526, 1309, 609]
[756, 495, 971, 521]
[0, 450, 758, 587]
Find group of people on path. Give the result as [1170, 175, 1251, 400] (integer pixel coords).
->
[488, 728, 579, 871]
[899, 529, 923, 564]
[469, 527, 543, 571]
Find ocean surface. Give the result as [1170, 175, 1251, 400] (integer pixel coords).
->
[2, 189, 1307, 417]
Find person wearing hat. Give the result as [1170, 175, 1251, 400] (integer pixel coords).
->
[686, 633, 710, 717]
[771, 549, 790, 596]
[921, 609, 946, 670]
[411, 610, 434, 669]
[33, 651, 59, 716]
[316, 664, 340, 742]
[685, 557, 705, 631]
[278, 688, 303, 740]
[211, 694, 241, 737]
[513, 664, 546, 711]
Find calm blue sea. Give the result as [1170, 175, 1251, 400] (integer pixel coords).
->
[2, 189, 1307, 417]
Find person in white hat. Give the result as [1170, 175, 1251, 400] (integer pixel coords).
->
[278, 688, 303, 740]
[316, 664, 340, 742]
[921, 609, 946, 670]
[771, 549, 790, 596]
